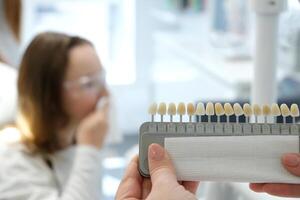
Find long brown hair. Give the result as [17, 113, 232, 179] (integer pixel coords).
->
[3, 0, 22, 41]
[18, 32, 92, 154]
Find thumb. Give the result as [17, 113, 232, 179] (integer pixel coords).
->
[148, 143, 178, 186]
[282, 153, 300, 176]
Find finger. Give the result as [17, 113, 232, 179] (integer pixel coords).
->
[90, 100, 110, 124]
[97, 97, 110, 113]
[123, 156, 142, 182]
[85, 103, 109, 122]
[262, 183, 300, 198]
[148, 143, 178, 186]
[182, 181, 200, 194]
[282, 153, 300, 177]
[142, 178, 152, 199]
[249, 183, 265, 192]
[116, 155, 142, 199]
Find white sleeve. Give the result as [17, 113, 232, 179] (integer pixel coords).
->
[61, 145, 103, 200]
[0, 145, 103, 200]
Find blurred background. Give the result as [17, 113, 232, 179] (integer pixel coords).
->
[1, 0, 300, 199]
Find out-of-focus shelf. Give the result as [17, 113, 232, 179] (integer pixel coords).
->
[153, 12, 288, 100]
[154, 31, 286, 87]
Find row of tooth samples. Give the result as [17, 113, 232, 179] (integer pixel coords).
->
[148, 102, 300, 123]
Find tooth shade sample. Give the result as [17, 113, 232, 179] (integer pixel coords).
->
[253, 104, 262, 116]
[158, 102, 167, 115]
[290, 104, 299, 117]
[224, 103, 234, 116]
[243, 103, 252, 116]
[187, 103, 196, 116]
[195, 102, 205, 115]
[148, 103, 157, 115]
[167, 103, 177, 115]
[206, 102, 214, 116]
[271, 103, 281, 116]
[177, 102, 186, 115]
[280, 104, 290, 117]
[262, 105, 271, 116]
[215, 103, 225, 116]
[233, 103, 243, 116]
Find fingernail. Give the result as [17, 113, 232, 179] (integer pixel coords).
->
[149, 144, 164, 161]
[283, 154, 300, 167]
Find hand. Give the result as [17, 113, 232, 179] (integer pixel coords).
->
[250, 153, 300, 198]
[116, 144, 199, 200]
[76, 98, 109, 149]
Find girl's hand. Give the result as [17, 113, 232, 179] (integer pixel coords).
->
[76, 99, 109, 149]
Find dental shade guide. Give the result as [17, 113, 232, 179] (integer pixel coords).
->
[140, 102, 300, 183]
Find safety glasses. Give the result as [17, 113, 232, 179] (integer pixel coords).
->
[63, 70, 106, 96]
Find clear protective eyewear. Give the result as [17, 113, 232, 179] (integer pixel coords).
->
[63, 70, 106, 95]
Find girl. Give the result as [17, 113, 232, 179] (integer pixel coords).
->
[0, 32, 109, 199]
